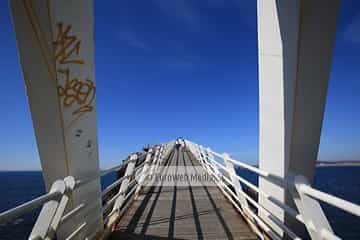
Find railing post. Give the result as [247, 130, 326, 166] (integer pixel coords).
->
[291, 175, 333, 240]
[47, 176, 76, 239]
[223, 153, 250, 215]
[200, 146, 211, 171]
[198, 145, 205, 165]
[135, 149, 154, 197]
[195, 144, 202, 162]
[201, 147, 217, 178]
[159, 145, 166, 164]
[147, 146, 161, 186]
[186, 140, 198, 159]
[29, 180, 66, 240]
[107, 153, 138, 228]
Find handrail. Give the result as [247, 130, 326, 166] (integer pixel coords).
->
[0, 176, 87, 240]
[294, 175, 360, 217]
[0, 190, 62, 224]
[202, 160, 281, 240]
[65, 222, 87, 240]
[0, 140, 173, 239]
[206, 153, 304, 224]
[186, 139, 360, 240]
[210, 149, 287, 188]
[100, 163, 124, 176]
[220, 175, 300, 239]
[101, 175, 126, 197]
[60, 203, 85, 224]
[209, 147, 360, 218]
[5, 139, 357, 240]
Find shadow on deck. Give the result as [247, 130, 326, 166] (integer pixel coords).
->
[108, 148, 256, 240]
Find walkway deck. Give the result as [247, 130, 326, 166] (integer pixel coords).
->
[109, 148, 256, 240]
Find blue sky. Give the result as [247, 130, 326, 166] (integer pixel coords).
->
[0, 1, 359, 170]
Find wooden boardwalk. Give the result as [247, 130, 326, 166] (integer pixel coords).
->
[109, 148, 256, 240]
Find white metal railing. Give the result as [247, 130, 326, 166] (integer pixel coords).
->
[1, 139, 357, 240]
[0, 176, 76, 240]
[185, 139, 360, 240]
[0, 140, 174, 240]
[101, 141, 175, 238]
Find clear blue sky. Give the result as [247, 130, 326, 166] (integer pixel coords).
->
[0, 1, 359, 170]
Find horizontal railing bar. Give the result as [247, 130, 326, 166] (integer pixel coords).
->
[100, 163, 124, 177]
[128, 178, 137, 189]
[134, 161, 146, 172]
[188, 141, 360, 240]
[202, 158, 301, 240]
[210, 147, 360, 219]
[206, 157, 304, 223]
[203, 162, 288, 240]
[60, 203, 85, 224]
[103, 187, 136, 226]
[221, 179, 300, 239]
[125, 183, 137, 200]
[210, 149, 287, 188]
[299, 183, 360, 217]
[0, 190, 62, 224]
[102, 191, 121, 213]
[202, 165, 266, 239]
[218, 178, 281, 240]
[101, 151, 149, 177]
[194, 161, 264, 239]
[211, 150, 267, 176]
[102, 178, 137, 214]
[103, 180, 138, 222]
[101, 176, 126, 197]
[65, 222, 87, 240]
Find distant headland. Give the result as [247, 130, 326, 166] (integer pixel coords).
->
[316, 160, 360, 167]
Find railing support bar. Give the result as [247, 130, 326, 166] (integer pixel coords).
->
[223, 153, 253, 220]
[292, 175, 333, 240]
[107, 153, 138, 228]
[29, 180, 66, 240]
[135, 148, 154, 198]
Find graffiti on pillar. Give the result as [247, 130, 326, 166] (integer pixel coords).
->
[57, 68, 95, 116]
[53, 22, 85, 65]
[53, 22, 95, 126]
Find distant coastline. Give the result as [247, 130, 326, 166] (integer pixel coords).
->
[316, 160, 360, 167]
[249, 160, 360, 168]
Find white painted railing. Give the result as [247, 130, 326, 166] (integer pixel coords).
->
[185, 139, 360, 240]
[0, 141, 174, 240]
[0, 176, 76, 240]
[0, 139, 357, 240]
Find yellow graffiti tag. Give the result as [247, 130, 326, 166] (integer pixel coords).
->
[57, 68, 95, 115]
[53, 22, 85, 64]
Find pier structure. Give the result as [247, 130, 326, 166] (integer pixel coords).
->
[1, 0, 360, 240]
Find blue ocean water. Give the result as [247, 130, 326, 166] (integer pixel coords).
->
[0, 171, 117, 239]
[237, 166, 360, 239]
[0, 167, 359, 239]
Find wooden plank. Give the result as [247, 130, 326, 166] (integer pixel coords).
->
[109, 148, 256, 240]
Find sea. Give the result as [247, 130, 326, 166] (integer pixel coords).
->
[0, 166, 359, 239]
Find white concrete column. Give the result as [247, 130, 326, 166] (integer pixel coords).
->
[10, 1, 102, 239]
[257, 0, 339, 238]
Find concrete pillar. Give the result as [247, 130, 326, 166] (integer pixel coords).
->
[10, 0, 103, 239]
[257, 0, 339, 238]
